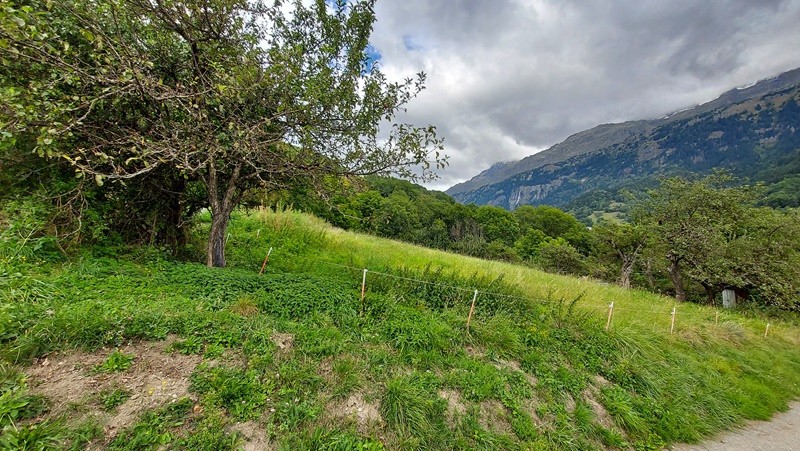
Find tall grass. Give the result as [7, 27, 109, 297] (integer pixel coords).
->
[1, 206, 798, 449]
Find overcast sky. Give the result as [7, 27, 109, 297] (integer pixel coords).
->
[367, 0, 800, 191]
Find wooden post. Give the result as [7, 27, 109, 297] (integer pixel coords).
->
[259, 247, 273, 275]
[605, 302, 614, 331]
[715, 310, 719, 326]
[764, 323, 770, 338]
[360, 269, 368, 304]
[466, 289, 478, 330]
[670, 306, 676, 334]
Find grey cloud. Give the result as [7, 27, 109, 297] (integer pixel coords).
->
[371, 0, 800, 190]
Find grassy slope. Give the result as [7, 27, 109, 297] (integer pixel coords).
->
[1, 207, 799, 450]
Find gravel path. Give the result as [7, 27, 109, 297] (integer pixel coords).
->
[671, 401, 800, 451]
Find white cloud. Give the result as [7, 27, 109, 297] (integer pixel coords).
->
[370, 0, 800, 190]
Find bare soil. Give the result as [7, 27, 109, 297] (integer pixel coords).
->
[479, 399, 513, 435]
[230, 420, 274, 451]
[25, 337, 202, 440]
[328, 392, 382, 431]
[439, 389, 467, 422]
[270, 332, 294, 353]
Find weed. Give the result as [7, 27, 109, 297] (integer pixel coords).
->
[173, 408, 240, 450]
[170, 337, 204, 355]
[230, 295, 260, 317]
[64, 419, 104, 451]
[292, 320, 349, 358]
[99, 387, 131, 411]
[280, 426, 384, 450]
[509, 408, 539, 441]
[330, 356, 363, 399]
[472, 314, 524, 358]
[190, 364, 270, 421]
[94, 350, 134, 373]
[380, 375, 448, 444]
[600, 386, 649, 437]
[0, 420, 65, 450]
[108, 398, 193, 450]
[380, 304, 459, 353]
[204, 343, 225, 359]
[273, 397, 320, 432]
[3, 208, 800, 449]
[0, 367, 49, 428]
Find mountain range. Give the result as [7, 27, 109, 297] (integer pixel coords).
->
[446, 67, 800, 219]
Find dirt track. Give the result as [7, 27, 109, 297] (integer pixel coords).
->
[671, 401, 800, 451]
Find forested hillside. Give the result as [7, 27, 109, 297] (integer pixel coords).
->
[449, 68, 800, 219]
[290, 174, 800, 311]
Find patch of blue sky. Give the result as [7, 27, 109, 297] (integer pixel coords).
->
[362, 44, 382, 73]
[324, 0, 348, 13]
[402, 34, 424, 52]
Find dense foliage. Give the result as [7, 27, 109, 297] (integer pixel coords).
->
[290, 174, 800, 310]
[0, 0, 444, 267]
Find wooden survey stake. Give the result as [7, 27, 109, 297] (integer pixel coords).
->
[670, 306, 676, 334]
[605, 302, 614, 331]
[361, 269, 368, 303]
[466, 289, 478, 330]
[259, 247, 273, 275]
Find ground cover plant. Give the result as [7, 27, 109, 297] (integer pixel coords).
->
[0, 207, 799, 449]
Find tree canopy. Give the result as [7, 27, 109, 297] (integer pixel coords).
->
[0, 0, 444, 266]
[634, 173, 800, 309]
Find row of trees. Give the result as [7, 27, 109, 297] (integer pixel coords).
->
[294, 174, 800, 310]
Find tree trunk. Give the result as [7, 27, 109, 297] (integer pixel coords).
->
[163, 176, 188, 255]
[701, 282, 716, 305]
[207, 208, 230, 267]
[205, 159, 241, 268]
[667, 256, 686, 302]
[618, 260, 634, 290]
[643, 258, 656, 290]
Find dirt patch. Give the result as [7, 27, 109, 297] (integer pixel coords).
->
[479, 400, 513, 435]
[582, 388, 615, 429]
[317, 356, 334, 379]
[329, 393, 382, 431]
[25, 338, 202, 439]
[26, 352, 107, 415]
[565, 394, 576, 413]
[270, 333, 294, 353]
[593, 375, 610, 387]
[231, 421, 274, 451]
[464, 345, 486, 358]
[439, 389, 467, 420]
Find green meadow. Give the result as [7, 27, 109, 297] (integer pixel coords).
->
[2, 208, 799, 450]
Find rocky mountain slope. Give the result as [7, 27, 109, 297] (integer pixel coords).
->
[446, 67, 800, 213]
